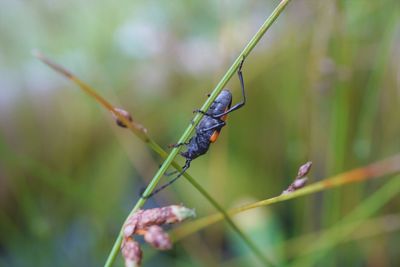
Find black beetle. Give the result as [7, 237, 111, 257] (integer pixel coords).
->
[144, 58, 246, 198]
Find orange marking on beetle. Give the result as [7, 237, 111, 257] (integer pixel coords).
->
[210, 131, 220, 143]
[221, 107, 229, 121]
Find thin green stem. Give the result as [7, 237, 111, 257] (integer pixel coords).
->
[284, 213, 400, 258]
[36, 50, 274, 266]
[34, 51, 264, 266]
[35, 0, 292, 265]
[105, 1, 292, 266]
[291, 174, 400, 267]
[172, 154, 400, 241]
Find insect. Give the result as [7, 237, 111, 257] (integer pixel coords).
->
[144, 58, 247, 198]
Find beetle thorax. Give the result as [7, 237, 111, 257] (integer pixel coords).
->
[208, 90, 232, 116]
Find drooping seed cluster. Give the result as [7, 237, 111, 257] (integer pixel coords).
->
[121, 205, 195, 267]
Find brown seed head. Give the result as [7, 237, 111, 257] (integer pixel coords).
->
[143, 225, 172, 250]
[113, 107, 133, 128]
[297, 161, 312, 178]
[121, 237, 143, 267]
[293, 177, 308, 189]
[124, 205, 195, 236]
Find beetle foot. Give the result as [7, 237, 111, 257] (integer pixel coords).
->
[193, 109, 212, 117]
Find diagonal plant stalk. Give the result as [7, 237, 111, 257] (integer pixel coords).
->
[36, 1, 292, 265]
[291, 174, 400, 267]
[34, 52, 273, 266]
[138, 0, 292, 209]
[108, 1, 292, 266]
[35, 52, 274, 266]
[171, 154, 400, 241]
[284, 213, 400, 258]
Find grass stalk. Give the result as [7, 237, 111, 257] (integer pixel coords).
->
[119, 1, 292, 265]
[35, 1, 292, 265]
[284, 213, 400, 258]
[291, 174, 400, 267]
[34, 53, 268, 267]
[172, 154, 400, 240]
[35, 51, 275, 266]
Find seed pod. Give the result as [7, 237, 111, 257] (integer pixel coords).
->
[121, 205, 195, 265]
[113, 108, 133, 128]
[282, 161, 312, 195]
[297, 161, 312, 178]
[143, 225, 172, 250]
[123, 205, 195, 237]
[121, 237, 142, 267]
[293, 177, 308, 189]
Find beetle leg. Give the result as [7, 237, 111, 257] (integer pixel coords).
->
[198, 121, 226, 133]
[193, 57, 246, 120]
[164, 170, 178, 176]
[143, 159, 191, 198]
[212, 57, 246, 118]
[193, 109, 212, 117]
[168, 142, 190, 148]
[158, 164, 179, 176]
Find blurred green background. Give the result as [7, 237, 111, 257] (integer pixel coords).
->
[1, 0, 400, 266]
